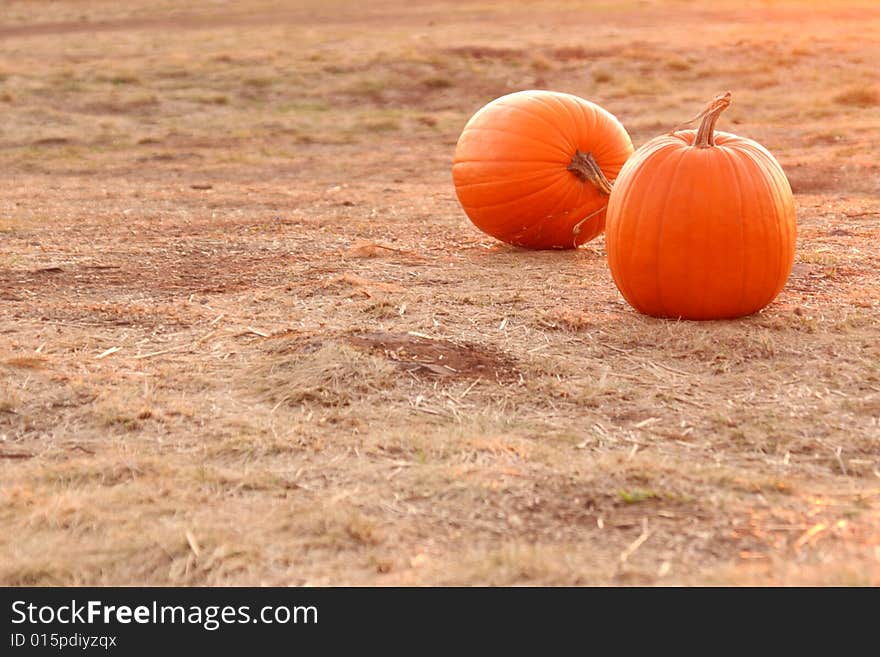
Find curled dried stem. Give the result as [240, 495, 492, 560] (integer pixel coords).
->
[567, 150, 613, 194]
[670, 91, 732, 148]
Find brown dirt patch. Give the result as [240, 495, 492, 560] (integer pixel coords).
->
[785, 163, 880, 195]
[346, 331, 520, 382]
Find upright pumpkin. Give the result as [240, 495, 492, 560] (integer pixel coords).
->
[605, 92, 797, 320]
[453, 90, 633, 249]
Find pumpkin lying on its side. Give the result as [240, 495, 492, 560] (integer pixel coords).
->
[453, 90, 633, 250]
[605, 92, 797, 320]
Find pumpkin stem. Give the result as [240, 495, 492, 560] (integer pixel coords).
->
[567, 150, 613, 195]
[693, 91, 732, 148]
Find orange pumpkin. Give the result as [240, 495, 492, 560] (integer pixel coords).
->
[452, 90, 633, 249]
[605, 92, 797, 320]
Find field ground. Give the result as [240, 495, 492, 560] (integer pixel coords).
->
[1, 0, 879, 585]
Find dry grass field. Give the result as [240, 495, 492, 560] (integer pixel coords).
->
[1, 0, 878, 586]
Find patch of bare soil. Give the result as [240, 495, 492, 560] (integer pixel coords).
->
[346, 332, 520, 382]
[785, 162, 880, 195]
